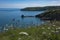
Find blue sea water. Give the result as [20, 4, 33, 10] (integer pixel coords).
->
[0, 8, 45, 28]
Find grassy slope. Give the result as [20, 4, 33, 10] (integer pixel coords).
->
[0, 21, 60, 40]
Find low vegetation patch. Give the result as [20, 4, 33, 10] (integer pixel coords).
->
[0, 21, 60, 40]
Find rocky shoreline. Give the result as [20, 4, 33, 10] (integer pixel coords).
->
[35, 9, 60, 20]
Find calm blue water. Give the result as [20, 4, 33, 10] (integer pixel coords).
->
[0, 8, 45, 28]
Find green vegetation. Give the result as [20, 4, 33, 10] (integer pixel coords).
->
[0, 6, 60, 40]
[0, 21, 60, 40]
[35, 9, 60, 20]
[21, 6, 60, 11]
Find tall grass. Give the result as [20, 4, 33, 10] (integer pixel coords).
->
[0, 20, 60, 40]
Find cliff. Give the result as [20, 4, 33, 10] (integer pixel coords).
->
[35, 9, 60, 20]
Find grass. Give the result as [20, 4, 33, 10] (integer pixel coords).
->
[0, 21, 60, 40]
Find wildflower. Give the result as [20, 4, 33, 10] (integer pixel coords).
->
[4, 27, 8, 31]
[42, 32, 46, 34]
[54, 30, 59, 34]
[18, 38, 21, 40]
[55, 30, 59, 33]
[19, 32, 29, 36]
[48, 27, 50, 29]
[57, 27, 60, 29]
[48, 33, 51, 35]
[9, 24, 14, 29]
[56, 28, 58, 30]
[53, 25, 56, 26]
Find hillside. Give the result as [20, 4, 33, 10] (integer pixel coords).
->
[21, 6, 60, 11]
[35, 9, 60, 20]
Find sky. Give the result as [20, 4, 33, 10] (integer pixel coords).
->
[0, 0, 60, 8]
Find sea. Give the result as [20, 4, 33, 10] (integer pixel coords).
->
[0, 8, 46, 30]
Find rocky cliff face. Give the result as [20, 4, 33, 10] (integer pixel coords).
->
[35, 9, 60, 20]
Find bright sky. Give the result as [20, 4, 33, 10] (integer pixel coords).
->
[0, 0, 60, 8]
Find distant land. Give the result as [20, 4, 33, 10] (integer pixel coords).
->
[35, 9, 60, 20]
[21, 6, 60, 20]
[21, 6, 60, 11]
